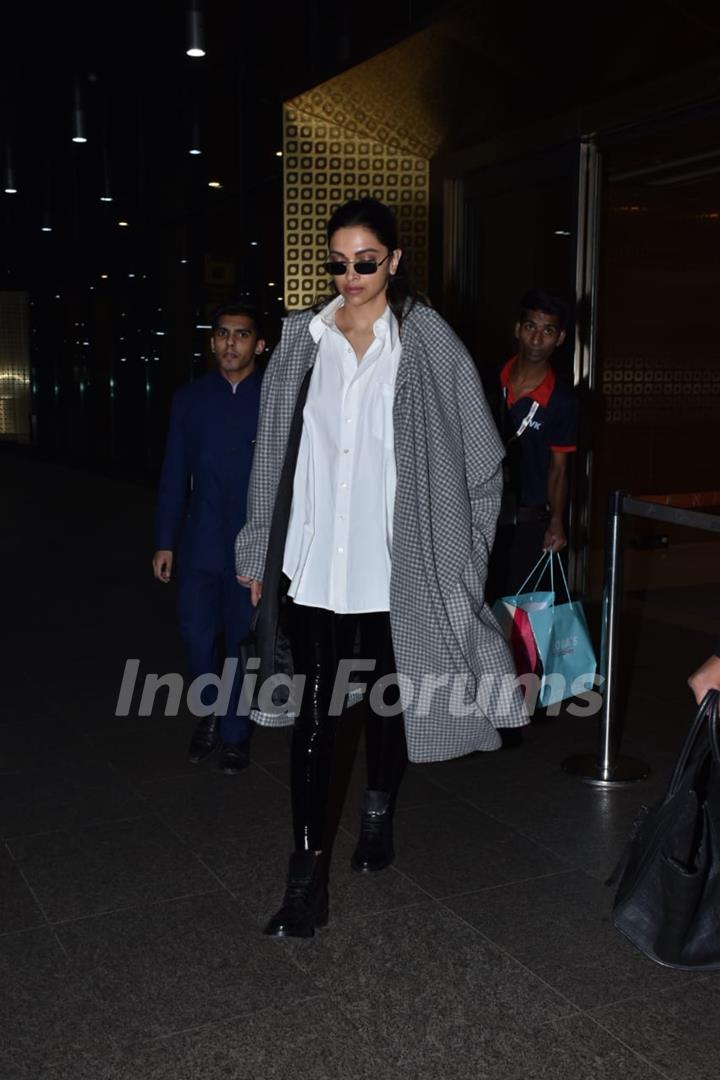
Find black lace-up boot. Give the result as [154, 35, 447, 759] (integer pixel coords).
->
[263, 852, 329, 938]
[350, 790, 394, 873]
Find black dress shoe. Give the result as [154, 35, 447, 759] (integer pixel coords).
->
[350, 789, 394, 873]
[263, 852, 329, 938]
[187, 716, 220, 764]
[219, 741, 250, 774]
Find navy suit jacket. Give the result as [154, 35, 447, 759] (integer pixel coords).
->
[155, 368, 262, 573]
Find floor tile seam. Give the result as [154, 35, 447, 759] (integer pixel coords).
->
[324, 988, 582, 1066]
[2, 811, 156, 845]
[583, 973, 714, 1016]
[46, 886, 226, 928]
[0, 920, 48, 939]
[581, 1010, 675, 1080]
[383, 862, 438, 902]
[283, 897, 439, 945]
[452, 795, 596, 872]
[252, 759, 291, 790]
[434, 866, 577, 901]
[193, 852, 251, 902]
[130, 795, 257, 857]
[438, 903, 584, 1015]
[14, 862, 57, 932]
[103, 756, 157, 798]
[111, 992, 332, 1048]
[0, 922, 65, 948]
[394, 795, 460, 820]
[233, 886, 437, 937]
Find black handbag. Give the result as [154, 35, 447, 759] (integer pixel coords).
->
[608, 689, 720, 970]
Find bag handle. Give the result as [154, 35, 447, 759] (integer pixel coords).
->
[516, 550, 553, 595]
[709, 691, 720, 765]
[666, 690, 720, 800]
[553, 551, 573, 607]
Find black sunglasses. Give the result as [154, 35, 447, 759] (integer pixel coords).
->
[324, 253, 391, 276]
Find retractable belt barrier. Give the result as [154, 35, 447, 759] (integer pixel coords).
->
[563, 489, 720, 786]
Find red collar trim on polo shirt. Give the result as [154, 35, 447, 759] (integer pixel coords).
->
[501, 355, 556, 408]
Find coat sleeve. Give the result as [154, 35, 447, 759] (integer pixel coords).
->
[234, 322, 292, 582]
[154, 388, 190, 551]
[443, 317, 506, 562]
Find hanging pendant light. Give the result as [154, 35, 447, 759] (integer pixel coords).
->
[100, 134, 113, 202]
[40, 188, 52, 231]
[3, 146, 17, 194]
[72, 79, 88, 143]
[188, 111, 202, 155]
[186, 3, 205, 57]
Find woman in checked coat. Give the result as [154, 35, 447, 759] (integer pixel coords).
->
[236, 197, 526, 937]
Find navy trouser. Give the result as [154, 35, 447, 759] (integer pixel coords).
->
[176, 566, 253, 743]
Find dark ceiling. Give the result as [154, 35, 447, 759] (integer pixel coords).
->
[2, 1, 719, 315]
[1, 0, 455, 294]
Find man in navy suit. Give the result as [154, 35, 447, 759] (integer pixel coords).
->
[152, 303, 264, 772]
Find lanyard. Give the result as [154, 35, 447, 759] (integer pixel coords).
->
[502, 387, 539, 443]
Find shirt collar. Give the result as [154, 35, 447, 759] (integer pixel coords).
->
[309, 295, 398, 349]
[501, 355, 556, 408]
[213, 367, 259, 394]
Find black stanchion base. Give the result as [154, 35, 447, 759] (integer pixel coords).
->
[561, 754, 650, 787]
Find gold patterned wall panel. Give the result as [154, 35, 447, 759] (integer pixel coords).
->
[602, 356, 720, 425]
[286, 28, 448, 160]
[283, 105, 429, 311]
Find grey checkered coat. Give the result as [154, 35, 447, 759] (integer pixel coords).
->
[235, 301, 527, 761]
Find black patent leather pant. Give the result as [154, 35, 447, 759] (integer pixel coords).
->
[288, 601, 408, 853]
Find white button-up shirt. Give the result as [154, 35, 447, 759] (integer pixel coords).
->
[282, 295, 401, 613]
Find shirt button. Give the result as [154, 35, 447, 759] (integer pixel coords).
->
[340, 482, 348, 489]
[345, 417, 352, 423]
[343, 448, 350, 454]
[338, 546, 344, 554]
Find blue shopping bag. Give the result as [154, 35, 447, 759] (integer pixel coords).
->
[492, 553, 555, 678]
[493, 552, 598, 706]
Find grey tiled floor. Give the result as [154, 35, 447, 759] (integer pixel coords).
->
[2, 449, 719, 1079]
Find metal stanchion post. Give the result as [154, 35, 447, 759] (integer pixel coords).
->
[563, 490, 649, 786]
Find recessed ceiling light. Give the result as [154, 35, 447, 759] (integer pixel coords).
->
[208, 180, 222, 189]
[118, 220, 129, 227]
[275, 151, 283, 157]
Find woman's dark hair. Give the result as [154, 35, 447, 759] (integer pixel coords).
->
[323, 197, 426, 328]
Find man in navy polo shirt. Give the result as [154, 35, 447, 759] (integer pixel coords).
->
[152, 303, 264, 773]
[488, 288, 578, 602]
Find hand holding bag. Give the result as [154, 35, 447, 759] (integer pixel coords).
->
[608, 690, 720, 970]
